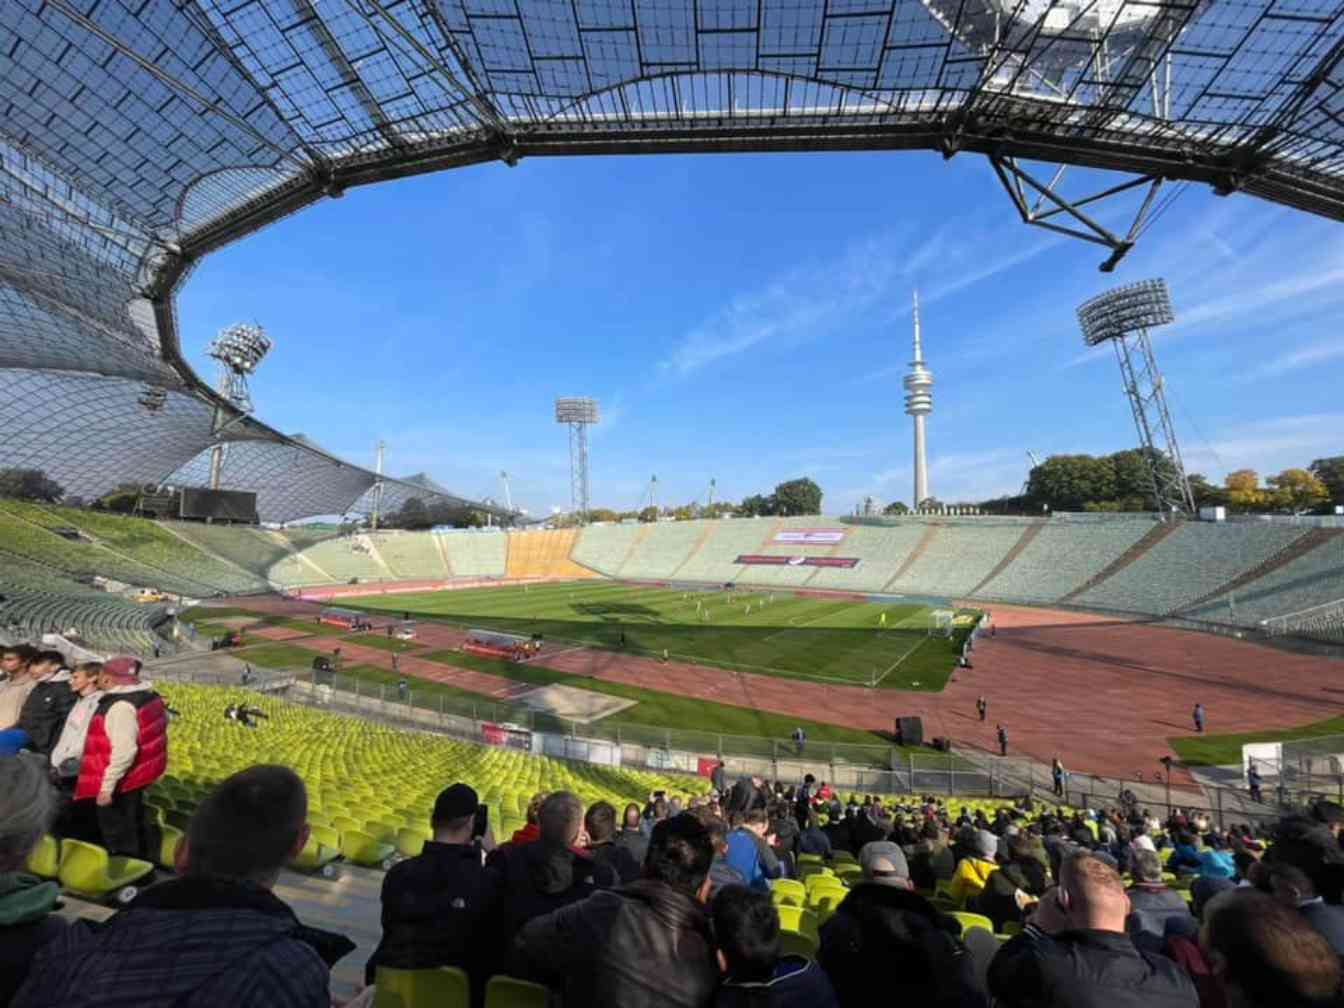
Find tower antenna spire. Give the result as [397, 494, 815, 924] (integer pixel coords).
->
[903, 291, 934, 508]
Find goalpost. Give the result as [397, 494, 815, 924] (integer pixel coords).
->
[928, 609, 955, 638]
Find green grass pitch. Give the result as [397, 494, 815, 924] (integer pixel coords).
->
[346, 580, 978, 691]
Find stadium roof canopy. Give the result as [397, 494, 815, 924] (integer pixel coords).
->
[2, 0, 1342, 522]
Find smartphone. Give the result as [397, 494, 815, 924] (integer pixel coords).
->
[472, 804, 489, 839]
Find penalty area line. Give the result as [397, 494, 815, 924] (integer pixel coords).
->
[869, 634, 929, 688]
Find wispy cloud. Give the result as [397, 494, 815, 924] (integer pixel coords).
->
[659, 215, 1059, 377]
[1243, 339, 1344, 381]
[1181, 412, 1344, 479]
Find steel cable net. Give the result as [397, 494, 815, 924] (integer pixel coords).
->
[1, 1, 1343, 518]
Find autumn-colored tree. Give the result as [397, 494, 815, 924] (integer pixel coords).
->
[1224, 469, 1267, 511]
[1267, 468, 1329, 514]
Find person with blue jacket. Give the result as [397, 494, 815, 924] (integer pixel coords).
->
[725, 810, 782, 893]
[1167, 833, 1202, 876]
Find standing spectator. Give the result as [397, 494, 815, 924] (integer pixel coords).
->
[1052, 758, 1066, 798]
[72, 657, 166, 860]
[0, 646, 39, 753]
[977, 696, 988, 722]
[585, 801, 641, 883]
[14, 765, 353, 1008]
[819, 841, 987, 1008]
[794, 773, 816, 827]
[16, 652, 75, 759]
[396, 677, 407, 702]
[997, 724, 1008, 757]
[513, 813, 719, 1008]
[364, 783, 499, 994]
[988, 852, 1197, 1008]
[1247, 762, 1263, 804]
[1192, 703, 1206, 734]
[508, 792, 548, 847]
[792, 726, 806, 756]
[725, 810, 783, 893]
[949, 830, 1000, 909]
[47, 662, 103, 838]
[907, 821, 957, 893]
[711, 759, 727, 797]
[486, 791, 617, 957]
[615, 802, 649, 867]
[728, 775, 767, 815]
[1200, 889, 1342, 1008]
[712, 885, 838, 1007]
[691, 811, 746, 897]
[0, 756, 67, 1004]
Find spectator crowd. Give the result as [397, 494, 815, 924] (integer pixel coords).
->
[4, 644, 1344, 1006]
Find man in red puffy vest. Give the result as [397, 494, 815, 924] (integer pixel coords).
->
[74, 656, 168, 859]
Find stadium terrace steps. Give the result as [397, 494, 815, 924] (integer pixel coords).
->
[972, 521, 1151, 604]
[434, 533, 456, 575]
[505, 529, 595, 579]
[966, 523, 1043, 599]
[570, 523, 641, 576]
[1072, 522, 1308, 616]
[440, 532, 507, 578]
[356, 535, 395, 578]
[668, 520, 764, 583]
[296, 538, 388, 583]
[881, 524, 941, 592]
[158, 521, 292, 584]
[371, 532, 450, 580]
[154, 522, 272, 591]
[1178, 528, 1344, 623]
[886, 524, 1025, 596]
[666, 523, 719, 580]
[1060, 520, 1180, 604]
[806, 525, 926, 591]
[621, 521, 705, 579]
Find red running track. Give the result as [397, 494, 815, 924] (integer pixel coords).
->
[219, 598, 1344, 778]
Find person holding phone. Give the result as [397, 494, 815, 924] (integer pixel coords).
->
[364, 783, 499, 994]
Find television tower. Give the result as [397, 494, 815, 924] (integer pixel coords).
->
[903, 291, 934, 508]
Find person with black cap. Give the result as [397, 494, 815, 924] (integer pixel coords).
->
[364, 782, 499, 998]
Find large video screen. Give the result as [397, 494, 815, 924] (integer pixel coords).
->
[180, 488, 259, 523]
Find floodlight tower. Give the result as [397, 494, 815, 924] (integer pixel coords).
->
[903, 291, 934, 509]
[555, 397, 598, 525]
[500, 471, 513, 513]
[206, 322, 271, 490]
[1077, 279, 1196, 516]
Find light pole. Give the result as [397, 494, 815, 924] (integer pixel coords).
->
[1159, 756, 1173, 818]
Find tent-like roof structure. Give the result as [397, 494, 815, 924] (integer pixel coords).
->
[1, 0, 1340, 521]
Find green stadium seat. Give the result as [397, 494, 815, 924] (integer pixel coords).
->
[775, 904, 819, 940]
[342, 829, 397, 870]
[58, 838, 154, 904]
[484, 975, 549, 1008]
[950, 911, 995, 936]
[157, 823, 184, 870]
[291, 833, 341, 877]
[396, 827, 430, 858]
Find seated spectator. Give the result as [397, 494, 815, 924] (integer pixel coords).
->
[725, 810, 783, 892]
[949, 829, 1000, 908]
[819, 841, 988, 1007]
[712, 885, 838, 1007]
[907, 821, 956, 893]
[798, 813, 833, 860]
[15, 764, 353, 1007]
[1192, 837, 1239, 917]
[508, 792, 548, 846]
[1125, 850, 1195, 953]
[15, 652, 73, 759]
[1168, 833, 1203, 875]
[1201, 889, 1342, 1008]
[0, 756, 67, 1005]
[513, 813, 718, 1007]
[585, 800, 641, 883]
[988, 852, 1197, 1008]
[73, 658, 167, 860]
[487, 791, 617, 957]
[616, 802, 649, 866]
[973, 834, 1049, 932]
[1265, 859, 1344, 958]
[364, 783, 499, 996]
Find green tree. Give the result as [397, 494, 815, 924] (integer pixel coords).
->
[918, 497, 944, 511]
[1026, 455, 1117, 510]
[393, 496, 429, 529]
[1309, 456, 1344, 506]
[773, 477, 822, 516]
[737, 494, 774, 517]
[1267, 468, 1329, 514]
[882, 501, 910, 515]
[638, 505, 659, 523]
[0, 467, 64, 502]
[1186, 473, 1227, 509]
[587, 508, 620, 523]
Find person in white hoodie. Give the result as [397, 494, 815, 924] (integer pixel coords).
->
[48, 662, 104, 841]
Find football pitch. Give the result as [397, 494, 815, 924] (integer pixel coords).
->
[348, 581, 979, 691]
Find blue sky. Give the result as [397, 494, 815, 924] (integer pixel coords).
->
[176, 151, 1344, 518]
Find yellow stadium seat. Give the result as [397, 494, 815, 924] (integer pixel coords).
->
[951, 911, 995, 936]
[485, 975, 549, 1008]
[25, 834, 60, 879]
[373, 966, 470, 1008]
[778, 929, 818, 960]
[775, 904, 819, 940]
[58, 838, 154, 905]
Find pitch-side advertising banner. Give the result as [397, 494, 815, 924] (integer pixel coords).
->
[772, 528, 847, 544]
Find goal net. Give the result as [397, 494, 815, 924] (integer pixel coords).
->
[928, 609, 955, 638]
[1261, 599, 1344, 645]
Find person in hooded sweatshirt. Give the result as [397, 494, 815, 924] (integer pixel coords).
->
[16, 651, 76, 759]
[485, 790, 617, 974]
[712, 884, 838, 1008]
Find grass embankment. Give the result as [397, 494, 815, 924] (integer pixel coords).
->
[1170, 717, 1344, 767]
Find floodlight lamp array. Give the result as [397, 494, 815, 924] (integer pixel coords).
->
[555, 398, 599, 424]
[207, 323, 272, 376]
[1077, 279, 1174, 346]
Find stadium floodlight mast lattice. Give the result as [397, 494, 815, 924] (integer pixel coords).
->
[555, 398, 599, 525]
[206, 323, 272, 490]
[1077, 279, 1196, 516]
